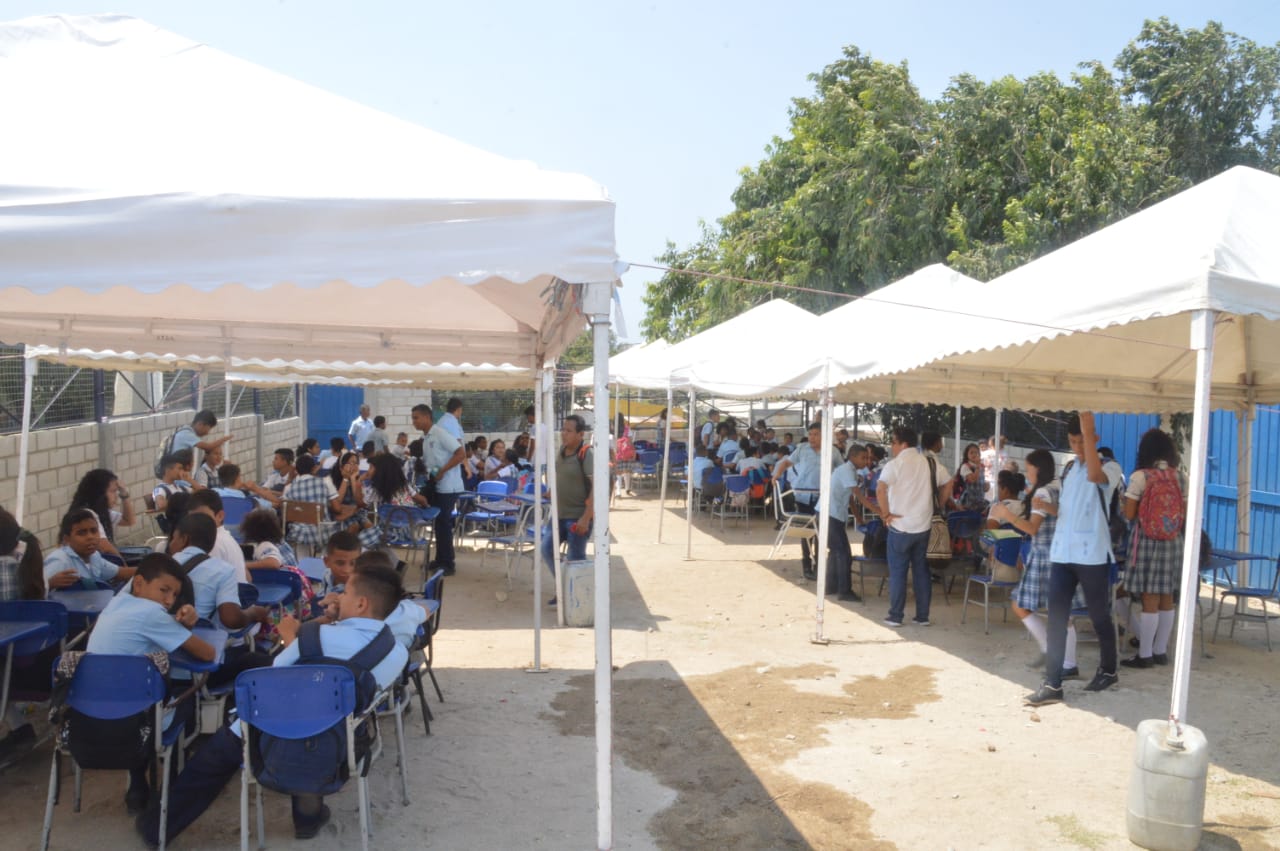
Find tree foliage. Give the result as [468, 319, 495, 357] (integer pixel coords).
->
[641, 18, 1280, 339]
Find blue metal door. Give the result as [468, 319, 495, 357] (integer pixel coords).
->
[306, 386, 364, 447]
[1206, 406, 1280, 589]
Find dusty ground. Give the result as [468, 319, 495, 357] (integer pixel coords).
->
[2, 489, 1278, 849]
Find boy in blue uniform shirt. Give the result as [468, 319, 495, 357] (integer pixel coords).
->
[43, 507, 133, 593]
[87, 553, 216, 813]
[139, 564, 410, 845]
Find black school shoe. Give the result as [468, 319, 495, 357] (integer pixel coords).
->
[1024, 684, 1063, 706]
[1121, 654, 1154, 669]
[1152, 653, 1170, 665]
[294, 804, 332, 840]
[1083, 668, 1119, 692]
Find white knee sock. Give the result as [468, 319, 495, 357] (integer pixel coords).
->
[1138, 611, 1158, 658]
[1065, 623, 1078, 669]
[1021, 613, 1048, 651]
[1114, 596, 1132, 632]
[1154, 609, 1176, 655]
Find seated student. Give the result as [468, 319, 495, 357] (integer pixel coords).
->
[1, 508, 49, 754]
[193, 444, 223, 491]
[187, 489, 249, 584]
[483, 440, 510, 480]
[214, 462, 275, 510]
[985, 470, 1028, 530]
[152, 450, 198, 513]
[262, 448, 296, 496]
[241, 509, 299, 570]
[283, 454, 346, 550]
[359, 441, 376, 476]
[310, 551, 425, 648]
[169, 513, 271, 688]
[691, 446, 725, 503]
[319, 530, 362, 597]
[87, 553, 216, 813]
[43, 508, 134, 593]
[736, 444, 767, 478]
[320, 437, 346, 472]
[140, 565, 410, 845]
[389, 431, 411, 460]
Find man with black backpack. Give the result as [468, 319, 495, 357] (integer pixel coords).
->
[154, 409, 232, 480]
[139, 565, 409, 846]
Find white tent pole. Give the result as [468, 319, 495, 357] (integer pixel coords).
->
[685, 388, 696, 561]
[954, 406, 963, 471]
[225, 372, 233, 421]
[993, 408, 1003, 500]
[1169, 310, 1215, 733]
[657, 384, 674, 543]
[531, 368, 545, 671]
[547, 381, 563, 629]
[1235, 406, 1254, 584]
[813, 372, 834, 644]
[589, 308, 614, 851]
[15, 353, 36, 526]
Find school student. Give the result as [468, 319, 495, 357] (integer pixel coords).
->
[42, 508, 134, 594]
[138, 565, 410, 845]
[87, 553, 215, 813]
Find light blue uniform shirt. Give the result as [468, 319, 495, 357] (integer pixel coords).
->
[384, 600, 428, 648]
[438, 412, 465, 441]
[174, 546, 241, 623]
[43, 545, 119, 591]
[349, 416, 375, 449]
[87, 591, 191, 656]
[273, 616, 408, 690]
[691, 455, 715, 488]
[424, 422, 464, 494]
[717, 438, 741, 463]
[1049, 457, 1123, 565]
[828, 461, 859, 524]
[789, 443, 821, 505]
[169, 425, 199, 455]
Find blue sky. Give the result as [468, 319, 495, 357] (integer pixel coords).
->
[7, 2, 1279, 341]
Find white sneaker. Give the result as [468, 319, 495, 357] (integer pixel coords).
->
[883, 618, 903, 628]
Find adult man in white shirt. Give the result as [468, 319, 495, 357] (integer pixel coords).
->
[1026, 412, 1123, 706]
[348, 404, 374, 451]
[875, 426, 950, 628]
[412, 403, 467, 576]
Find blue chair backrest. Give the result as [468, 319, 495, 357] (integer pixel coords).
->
[0, 600, 68, 655]
[238, 583, 261, 607]
[725, 474, 749, 494]
[221, 496, 256, 527]
[991, 535, 1025, 567]
[703, 466, 724, 487]
[946, 510, 984, 539]
[235, 665, 357, 739]
[669, 449, 688, 467]
[422, 569, 445, 635]
[476, 481, 507, 496]
[297, 557, 327, 582]
[67, 654, 166, 719]
[249, 568, 303, 600]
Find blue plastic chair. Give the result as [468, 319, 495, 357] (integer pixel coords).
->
[41, 655, 185, 851]
[418, 570, 446, 703]
[377, 504, 439, 578]
[0, 600, 67, 716]
[1212, 555, 1280, 651]
[247, 568, 303, 618]
[963, 530, 1027, 633]
[716, 475, 751, 531]
[221, 496, 256, 542]
[235, 665, 407, 851]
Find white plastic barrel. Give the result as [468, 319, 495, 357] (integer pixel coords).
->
[1127, 719, 1209, 851]
[562, 559, 595, 627]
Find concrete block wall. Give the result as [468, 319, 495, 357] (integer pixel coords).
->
[361, 388, 430, 442]
[0, 412, 301, 550]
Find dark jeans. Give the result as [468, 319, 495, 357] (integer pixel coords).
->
[795, 500, 816, 566]
[541, 517, 591, 583]
[887, 528, 931, 623]
[205, 646, 272, 692]
[430, 491, 458, 568]
[828, 519, 851, 595]
[1046, 561, 1117, 687]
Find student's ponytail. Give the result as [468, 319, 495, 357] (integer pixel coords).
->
[17, 528, 45, 600]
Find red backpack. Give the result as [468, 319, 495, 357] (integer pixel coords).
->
[616, 434, 636, 462]
[1138, 467, 1184, 540]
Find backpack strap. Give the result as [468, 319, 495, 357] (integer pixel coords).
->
[297, 619, 324, 660]
[926, 457, 943, 516]
[180, 553, 210, 575]
[348, 624, 396, 674]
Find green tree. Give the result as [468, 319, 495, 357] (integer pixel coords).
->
[1117, 18, 1280, 181]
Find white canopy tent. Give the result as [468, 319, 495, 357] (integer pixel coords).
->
[572, 338, 669, 388]
[817, 166, 1280, 749]
[0, 14, 620, 848]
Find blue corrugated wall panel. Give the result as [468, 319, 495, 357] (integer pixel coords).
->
[1202, 406, 1280, 591]
[1094, 413, 1161, 478]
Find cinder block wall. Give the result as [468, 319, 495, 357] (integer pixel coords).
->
[0, 412, 301, 549]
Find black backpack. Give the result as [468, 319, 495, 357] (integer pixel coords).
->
[249, 622, 396, 796]
[167, 552, 208, 617]
[153, 425, 194, 478]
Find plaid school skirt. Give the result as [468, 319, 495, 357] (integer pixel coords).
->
[1125, 525, 1184, 596]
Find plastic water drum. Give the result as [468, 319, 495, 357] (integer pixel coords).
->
[1127, 719, 1209, 851]
[562, 560, 595, 627]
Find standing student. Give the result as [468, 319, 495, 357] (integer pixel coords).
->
[412, 403, 466, 576]
[990, 450, 1081, 678]
[827, 445, 864, 602]
[541, 415, 595, 605]
[1025, 412, 1122, 706]
[1120, 428, 1186, 669]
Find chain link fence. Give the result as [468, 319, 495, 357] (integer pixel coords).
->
[0, 345, 297, 433]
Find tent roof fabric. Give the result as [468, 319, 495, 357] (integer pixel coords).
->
[572, 339, 669, 388]
[0, 14, 619, 369]
[624, 300, 819, 393]
[832, 167, 1280, 412]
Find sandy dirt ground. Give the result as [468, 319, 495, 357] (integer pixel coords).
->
[2, 489, 1278, 850]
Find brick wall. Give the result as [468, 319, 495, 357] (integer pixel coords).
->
[0, 412, 302, 549]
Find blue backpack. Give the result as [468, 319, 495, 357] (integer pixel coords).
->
[249, 621, 396, 796]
